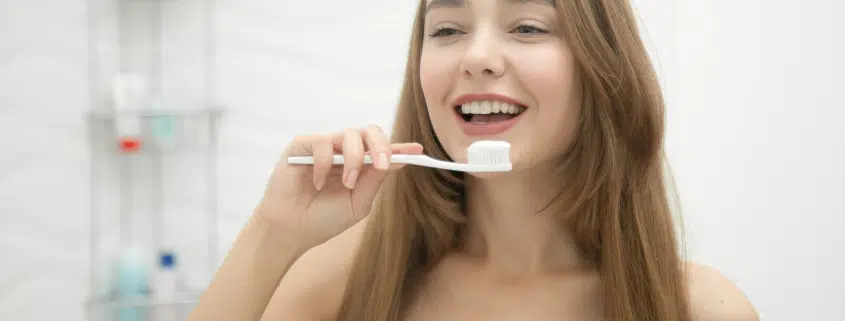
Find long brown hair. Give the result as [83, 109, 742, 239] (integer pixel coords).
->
[337, 1, 691, 320]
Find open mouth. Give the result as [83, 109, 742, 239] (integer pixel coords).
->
[454, 101, 527, 124]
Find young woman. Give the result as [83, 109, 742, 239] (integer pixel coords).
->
[189, 1, 759, 320]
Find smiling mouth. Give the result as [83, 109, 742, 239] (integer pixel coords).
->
[454, 101, 527, 124]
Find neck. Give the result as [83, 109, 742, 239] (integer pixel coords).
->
[459, 164, 587, 278]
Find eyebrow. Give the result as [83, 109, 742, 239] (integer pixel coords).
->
[425, 0, 555, 14]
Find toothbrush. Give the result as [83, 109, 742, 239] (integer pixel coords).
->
[287, 140, 512, 173]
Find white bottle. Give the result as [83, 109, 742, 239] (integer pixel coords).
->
[153, 251, 181, 321]
[113, 74, 146, 138]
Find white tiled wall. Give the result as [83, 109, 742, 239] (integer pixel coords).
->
[1, 1, 844, 321]
[0, 0, 91, 320]
[0, 1, 418, 320]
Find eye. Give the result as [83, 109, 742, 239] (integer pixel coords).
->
[512, 24, 548, 35]
[429, 27, 465, 38]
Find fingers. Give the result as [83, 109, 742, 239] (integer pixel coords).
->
[287, 134, 335, 190]
[363, 124, 392, 171]
[384, 143, 425, 171]
[331, 125, 396, 189]
[338, 129, 365, 189]
[391, 143, 424, 155]
[286, 126, 424, 191]
[310, 136, 334, 190]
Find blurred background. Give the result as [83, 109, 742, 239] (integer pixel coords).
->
[0, 0, 842, 320]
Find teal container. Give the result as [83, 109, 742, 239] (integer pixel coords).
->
[113, 246, 150, 321]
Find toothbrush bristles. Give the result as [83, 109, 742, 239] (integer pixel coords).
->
[466, 141, 511, 165]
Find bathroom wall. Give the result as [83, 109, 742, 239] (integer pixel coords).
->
[0, 0, 842, 320]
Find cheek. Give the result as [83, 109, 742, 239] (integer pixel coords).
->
[516, 46, 578, 107]
[419, 50, 459, 133]
[515, 47, 581, 147]
[419, 51, 454, 109]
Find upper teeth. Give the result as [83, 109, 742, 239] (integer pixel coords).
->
[460, 101, 525, 115]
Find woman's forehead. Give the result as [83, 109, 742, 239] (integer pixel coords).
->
[425, 0, 555, 11]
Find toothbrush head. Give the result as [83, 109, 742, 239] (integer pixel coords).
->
[466, 140, 512, 172]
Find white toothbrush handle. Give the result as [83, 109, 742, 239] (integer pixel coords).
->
[287, 154, 510, 172]
[287, 154, 422, 165]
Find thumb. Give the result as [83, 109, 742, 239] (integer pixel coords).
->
[350, 143, 424, 211]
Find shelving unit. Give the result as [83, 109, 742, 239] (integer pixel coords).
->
[85, 108, 223, 321]
[85, 0, 221, 320]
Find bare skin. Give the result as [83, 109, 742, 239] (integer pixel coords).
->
[402, 254, 603, 321]
[260, 220, 758, 321]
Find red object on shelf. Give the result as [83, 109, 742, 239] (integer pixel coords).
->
[119, 137, 142, 153]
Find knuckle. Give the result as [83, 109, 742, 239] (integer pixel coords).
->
[289, 135, 307, 147]
[367, 124, 383, 132]
[374, 143, 390, 153]
[316, 136, 331, 147]
[287, 135, 312, 153]
[343, 128, 359, 136]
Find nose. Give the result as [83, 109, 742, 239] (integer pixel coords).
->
[459, 31, 506, 79]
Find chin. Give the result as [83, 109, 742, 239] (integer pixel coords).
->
[463, 170, 510, 180]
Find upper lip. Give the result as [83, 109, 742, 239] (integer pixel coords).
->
[451, 93, 527, 108]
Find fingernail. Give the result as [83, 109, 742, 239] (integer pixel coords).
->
[377, 153, 389, 170]
[313, 177, 324, 190]
[345, 169, 359, 188]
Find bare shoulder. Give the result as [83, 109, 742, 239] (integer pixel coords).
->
[685, 261, 759, 321]
[260, 217, 370, 321]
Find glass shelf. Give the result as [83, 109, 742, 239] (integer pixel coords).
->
[86, 290, 202, 321]
[87, 107, 224, 154]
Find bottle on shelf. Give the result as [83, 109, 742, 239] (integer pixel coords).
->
[153, 250, 183, 321]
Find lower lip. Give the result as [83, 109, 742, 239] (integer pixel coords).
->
[454, 109, 525, 136]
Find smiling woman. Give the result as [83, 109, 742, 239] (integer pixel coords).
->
[188, 1, 759, 321]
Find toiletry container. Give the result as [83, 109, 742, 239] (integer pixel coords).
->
[113, 244, 151, 321]
[154, 251, 182, 321]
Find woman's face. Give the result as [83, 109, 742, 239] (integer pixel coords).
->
[420, 0, 581, 174]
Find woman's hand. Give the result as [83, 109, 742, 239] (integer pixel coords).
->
[254, 125, 423, 250]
